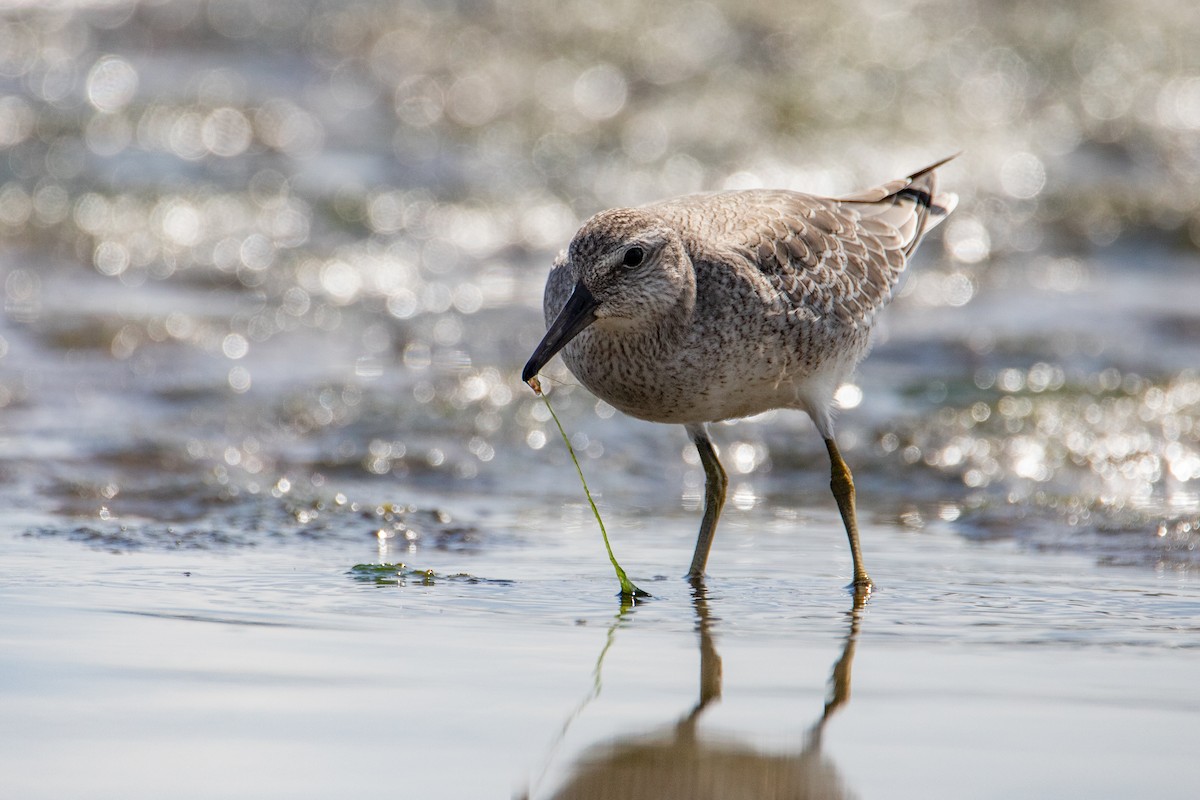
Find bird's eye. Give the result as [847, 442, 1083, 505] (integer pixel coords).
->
[622, 246, 644, 268]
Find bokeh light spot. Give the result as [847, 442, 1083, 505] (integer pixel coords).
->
[222, 333, 249, 360]
[1000, 152, 1046, 199]
[86, 55, 138, 112]
[573, 63, 628, 121]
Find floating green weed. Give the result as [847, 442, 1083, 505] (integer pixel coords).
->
[348, 562, 510, 587]
[528, 377, 649, 601]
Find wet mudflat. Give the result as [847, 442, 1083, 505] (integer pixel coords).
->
[2, 501, 1196, 799]
[1, 1, 1199, 798]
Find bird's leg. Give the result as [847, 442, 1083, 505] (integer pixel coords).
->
[685, 424, 727, 581]
[824, 437, 873, 594]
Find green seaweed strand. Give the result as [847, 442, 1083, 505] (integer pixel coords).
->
[534, 382, 649, 600]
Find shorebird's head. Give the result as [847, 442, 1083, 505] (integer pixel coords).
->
[522, 208, 692, 383]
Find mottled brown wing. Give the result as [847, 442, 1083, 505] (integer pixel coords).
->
[652, 189, 909, 328]
[733, 190, 909, 327]
[652, 159, 955, 328]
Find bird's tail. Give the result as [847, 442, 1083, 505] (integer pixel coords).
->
[840, 155, 959, 256]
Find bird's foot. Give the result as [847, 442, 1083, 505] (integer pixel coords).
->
[847, 576, 874, 608]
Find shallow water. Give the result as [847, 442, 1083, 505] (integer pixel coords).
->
[2, 1, 1200, 797]
[3, 510, 1197, 798]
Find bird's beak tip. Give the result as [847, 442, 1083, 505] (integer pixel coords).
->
[520, 361, 538, 384]
[520, 282, 598, 389]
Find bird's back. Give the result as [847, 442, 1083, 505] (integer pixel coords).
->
[647, 159, 956, 330]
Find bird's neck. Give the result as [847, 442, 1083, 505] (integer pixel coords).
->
[568, 291, 694, 391]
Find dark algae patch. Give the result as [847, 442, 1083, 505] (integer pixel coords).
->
[348, 562, 512, 587]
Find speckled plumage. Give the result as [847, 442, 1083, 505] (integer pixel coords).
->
[523, 158, 958, 589]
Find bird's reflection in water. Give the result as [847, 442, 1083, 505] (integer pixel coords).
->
[543, 586, 863, 799]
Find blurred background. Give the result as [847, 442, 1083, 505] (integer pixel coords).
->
[1, 0, 1198, 568]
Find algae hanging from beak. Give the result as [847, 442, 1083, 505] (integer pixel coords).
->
[527, 376, 650, 602]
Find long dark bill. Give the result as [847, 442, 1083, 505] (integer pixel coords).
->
[521, 281, 598, 383]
